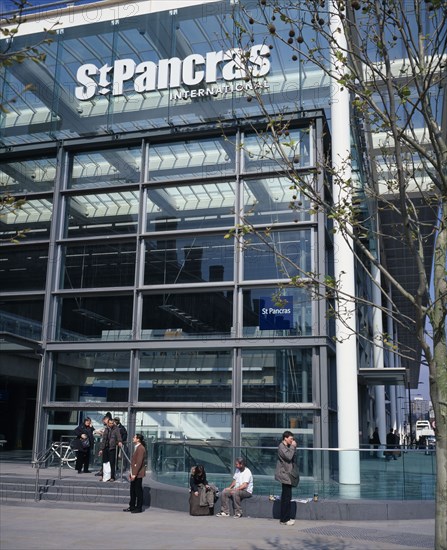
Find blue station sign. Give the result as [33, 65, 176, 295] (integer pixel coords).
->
[259, 296, 293, 330]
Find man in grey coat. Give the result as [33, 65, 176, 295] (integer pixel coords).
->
[275, 430, 298, 526]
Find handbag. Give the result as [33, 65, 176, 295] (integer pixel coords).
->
[70, 438, 82, 451]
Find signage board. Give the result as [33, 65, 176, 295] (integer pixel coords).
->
[259, 296, 293, 330]
[75, 44, 271, 101]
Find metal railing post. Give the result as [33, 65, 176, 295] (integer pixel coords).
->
[34, 462, 40, 502]
[58, 438, 63, 480]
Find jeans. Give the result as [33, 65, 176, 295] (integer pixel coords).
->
[280, 484, 292, 523]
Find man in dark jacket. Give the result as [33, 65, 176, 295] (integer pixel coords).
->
[99, 418, 122, 481]
[370, 427, 381, 458]
[114, 417, 127, 443]
[386, 428, 399, 460]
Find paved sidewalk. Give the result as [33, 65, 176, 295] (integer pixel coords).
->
[0, 458, 436, 549]
[0, 500, 435, 550]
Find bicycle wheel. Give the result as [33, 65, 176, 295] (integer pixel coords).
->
[48, 447, 59, 468]
[63, 446, 77, 469]
[48, 443, 70, 468]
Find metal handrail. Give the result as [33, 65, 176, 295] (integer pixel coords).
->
[31, 435, 76, 501]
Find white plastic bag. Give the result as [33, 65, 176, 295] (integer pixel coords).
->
[102, 461, 111, 482]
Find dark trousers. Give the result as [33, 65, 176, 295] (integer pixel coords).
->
[130, 477, 143, 511]
[280, 483, 292, 523]
[75, 450, 90, 472]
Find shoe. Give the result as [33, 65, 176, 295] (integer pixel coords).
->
[123, 507, 134, 512]
[131, 509, 142, 514]
[280, 520, 295, 526]
[233, 513, 242, 518]
[77, 471, 82, 474]
[108, 479, 115, 482]
[216, 512, 230, 517]
[84, 470, 91, 473]
[95, 472, 103, 476]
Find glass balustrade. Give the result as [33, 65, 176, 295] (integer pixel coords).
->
[150, 441, 436, 501]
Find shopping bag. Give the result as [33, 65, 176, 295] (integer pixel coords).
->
[103, 461, 111, 482]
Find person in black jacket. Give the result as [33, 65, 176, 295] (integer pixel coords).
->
[370, 427, 381, 458]
[114, 417, 128, 474]
[190, 465, 216, 513]
[74, 417, 95, 473]
[114, 417, 127, 443]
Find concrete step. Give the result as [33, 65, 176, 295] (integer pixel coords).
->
[1, 474, 132, 505]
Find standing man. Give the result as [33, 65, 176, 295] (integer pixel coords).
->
[114, 417, 128, 443]
[99, 417, 122, 482]
[94, 413, 112, 477]
[275, 430, 299, 526]
[216, 457, 253, 518]
[370, 427, 381, 458]
[114, 417, 128, 474]
[123, 434, 147, 514]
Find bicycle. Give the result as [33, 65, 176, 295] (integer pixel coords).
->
[36, 442, 77, 469]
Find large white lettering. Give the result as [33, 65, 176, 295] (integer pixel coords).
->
[74, 45, 271, 101]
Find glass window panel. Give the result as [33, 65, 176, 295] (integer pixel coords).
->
[62, 242, 136, 289]
[65, 190, 139, 237]
[242, 287, 312, 337]
[242, 348, 312, 403]
[139, 349, 232, 402]
[0, 245, 48, 291]
[242, 128, 312, 173]
[146, 181, 236, 232]
[243, 176, 312, 224]
[51, 350, 130, 403]
[144, 234, 233, 285]
[68, 147, 142, 189]
[148, 137, 235, 181]
[0, 157, 57, 194]
[0, 299, 44, 340]
[244, 229, 312, 280]
[142, 291, 234, 339]
[57, 295, 133, 341]
[142, 410, 232, 480]
[0, 46, 57, 145]
[241, 410, 314, 477]
[0, 197, 53, 241]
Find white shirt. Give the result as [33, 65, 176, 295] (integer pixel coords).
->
[233, 467, 253, 494]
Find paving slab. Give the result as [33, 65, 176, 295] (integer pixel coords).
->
[0, 500, 435, 550]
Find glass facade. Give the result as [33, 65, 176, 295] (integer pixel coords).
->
[0, 0, 335, 457]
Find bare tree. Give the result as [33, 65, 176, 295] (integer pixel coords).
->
[226, 1, 446, 546]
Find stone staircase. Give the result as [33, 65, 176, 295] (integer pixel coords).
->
[0, 472, 133, 506]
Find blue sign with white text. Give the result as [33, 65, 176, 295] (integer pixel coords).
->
[259, 296, 293, 330]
